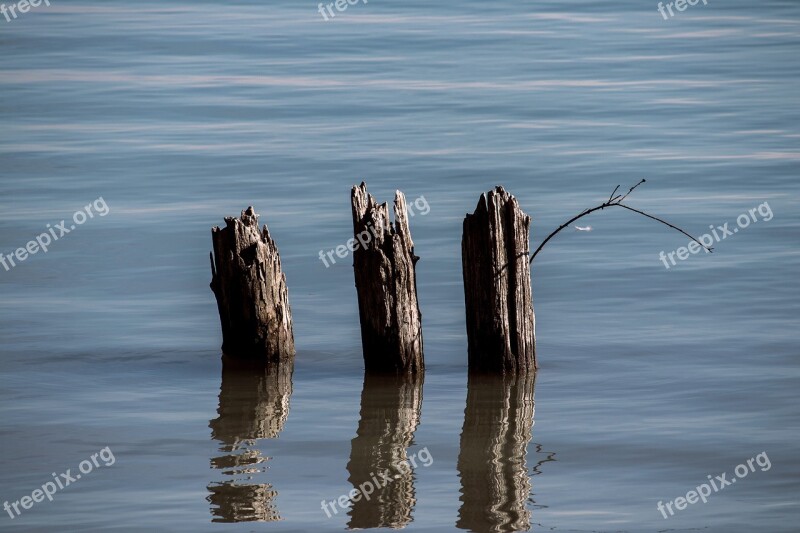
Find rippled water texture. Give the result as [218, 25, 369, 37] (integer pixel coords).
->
[1, 1, 798, 532]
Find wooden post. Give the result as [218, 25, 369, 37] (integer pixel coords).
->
[210, 206, 295, 362]
[351, 183, 424, 374]
[462, 187, 536, 373]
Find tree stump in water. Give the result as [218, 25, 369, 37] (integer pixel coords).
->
[210, 206, 295, 362]
[462, 187, 536, 373]
[350, 183, 424, 374]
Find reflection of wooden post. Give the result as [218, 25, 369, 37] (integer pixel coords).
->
[208, 357, 293, 523]
[207, 484, 279, 523]
[351, 183, 424, 374]
[462, 187, 536, 373]
[346, 373, 423, 529]
[209, 357, 293, 445]
[456, 373, 536, 533]
[210, 207, 295, 361]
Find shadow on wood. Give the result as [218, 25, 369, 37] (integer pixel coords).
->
[462, 187, 536, 373]
[351, 183, 424, 374]
[210, 206, 295, 362]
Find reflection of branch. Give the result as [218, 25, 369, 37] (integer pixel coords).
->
[529, 443, 557, 477]
[529, 179, 712, 265]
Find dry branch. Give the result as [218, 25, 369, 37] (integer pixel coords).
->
[529, 179, 712, 264]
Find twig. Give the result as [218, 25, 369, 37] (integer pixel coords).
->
[529, 180, 711, 265]
[617, 178, 646, 203]
[614, 204, 707, 250]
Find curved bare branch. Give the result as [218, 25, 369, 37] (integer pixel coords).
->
[529, 180, 712, 265]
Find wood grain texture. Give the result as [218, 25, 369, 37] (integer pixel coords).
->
[351, 183, 424, 374]
[462, 187, 536, 373]
[210, 206, 295, 362]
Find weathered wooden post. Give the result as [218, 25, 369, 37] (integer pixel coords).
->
[351, 183, 424, 374]
[210, 206, 295, 362]
[462, 187, 536, 373]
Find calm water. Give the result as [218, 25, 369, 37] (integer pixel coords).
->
[1, 1, 799, 531]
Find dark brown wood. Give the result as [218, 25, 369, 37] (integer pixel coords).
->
[351, 183, 424, 374]
[210, 206, 295, 361]
[462, 187, 536, 373]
